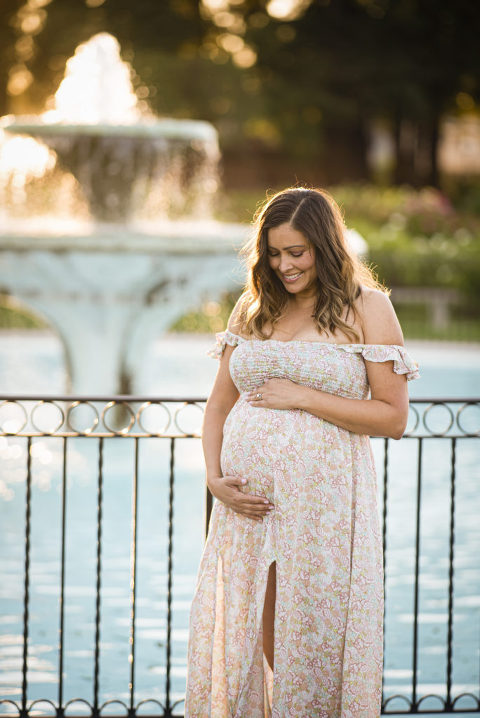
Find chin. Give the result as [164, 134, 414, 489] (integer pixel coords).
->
[281, 279, 315, 295]
[285, 285, 304, 293]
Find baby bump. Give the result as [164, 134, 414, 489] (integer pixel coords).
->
[220, 400, 370, 504]
[220, 399, 327, 501]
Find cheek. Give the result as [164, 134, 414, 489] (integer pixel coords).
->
[298, 253, 316, 272]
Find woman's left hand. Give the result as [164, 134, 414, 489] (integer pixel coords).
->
[246, 378, 307, 410]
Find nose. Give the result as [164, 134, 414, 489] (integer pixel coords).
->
[278, 253, 293, 273]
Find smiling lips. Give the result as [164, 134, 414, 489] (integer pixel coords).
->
[282, 272, 303, 283]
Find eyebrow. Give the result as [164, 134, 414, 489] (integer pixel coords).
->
[267, 244, 306, 250]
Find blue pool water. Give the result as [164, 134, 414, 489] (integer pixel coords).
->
[0, 332, 479, 714]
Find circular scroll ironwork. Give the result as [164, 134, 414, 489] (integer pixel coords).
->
[416, 693, 446, 710]
[174, 401, 204, 436]
[137, 401, 171, 436]
[99, 699, 129, 715]
[66, 401, 100, 435]
[135, 698, 166, 714]
[382, 694, 412, 711]
[452, 691, 480, 709]
[0, 400, 28, 435]
[457, 401, 480, 437]
[101, 401, 136, 435]
[422, 402, 455, 436]
[0, 701, 21, 712]
[404, 403, 420, 436]
[31, 400, 65, 435]
[64, 698, 95, 716]
[28, 699, 57, 715]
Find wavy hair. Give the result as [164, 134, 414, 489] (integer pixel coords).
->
[236, 187, 385, 342]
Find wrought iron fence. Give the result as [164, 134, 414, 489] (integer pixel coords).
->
[0, 395, 479, 717]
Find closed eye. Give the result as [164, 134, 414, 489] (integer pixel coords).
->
[267, 251, 305, 257]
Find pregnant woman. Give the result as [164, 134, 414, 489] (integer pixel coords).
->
[185, 187, 419, 717]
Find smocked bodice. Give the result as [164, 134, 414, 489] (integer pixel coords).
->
[211, 329, 419, 401]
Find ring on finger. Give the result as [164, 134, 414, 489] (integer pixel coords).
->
[255, 392, 262, 400]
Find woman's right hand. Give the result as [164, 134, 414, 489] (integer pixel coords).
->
[207, 475, 274, 522]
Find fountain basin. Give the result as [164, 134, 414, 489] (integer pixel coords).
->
[0, 116, 218, 141]
[0, 116, 220, 223]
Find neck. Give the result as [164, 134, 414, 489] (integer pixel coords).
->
[289, 290, 317, 311]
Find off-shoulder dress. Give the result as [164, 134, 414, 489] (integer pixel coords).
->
[185, 331, 419, 718]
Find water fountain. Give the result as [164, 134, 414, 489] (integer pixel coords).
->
[0, 32, 366, 394]
[0, 33, 248, 394]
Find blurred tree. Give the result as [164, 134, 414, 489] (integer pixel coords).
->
[0, 0, 26, 115]
[1, 0, 479, 187]
[242, 0, 379, 182]
[374, 0, 480, 186]
[0, 0, 106, 114]
[207, 0, 480, 186]
[0, 0, 208, 114]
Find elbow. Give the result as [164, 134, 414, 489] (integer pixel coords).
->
[387, 413, 408, 441]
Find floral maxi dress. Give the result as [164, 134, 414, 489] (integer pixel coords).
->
[185, 330, 419, 718]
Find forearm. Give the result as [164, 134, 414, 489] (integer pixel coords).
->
[296, 386, 407, 439]
[202, 404, 229, 480]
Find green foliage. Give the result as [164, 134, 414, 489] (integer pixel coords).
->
[327, 183, 480, 299]
[0, 302, 45, 329]
[442, 178, 480, 215]
[366, 228, 480, 297]
[331, 183, 480, 236]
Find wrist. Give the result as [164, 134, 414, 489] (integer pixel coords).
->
[296, 385, 314, 411]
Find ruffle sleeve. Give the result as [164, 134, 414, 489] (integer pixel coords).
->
[207, 330, 243, 359]
[338, 344, 420, 381]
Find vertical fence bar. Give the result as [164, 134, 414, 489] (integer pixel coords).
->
[57, 437, 68, 714]
[165, 438, 175, 716]
[382, 438, 389, 580]
[21, 437, 32, 718]
[412, 438, 423, 710]
[205, 486, 213, 540]
[93, 438, 104, 716]
[129, 438, 139, 716]
[381, 438, 389, 706]
[446, 438, 456, 709]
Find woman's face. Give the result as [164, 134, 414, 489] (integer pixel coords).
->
[267, 223, 317, 296]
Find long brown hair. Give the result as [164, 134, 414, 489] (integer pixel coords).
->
[237, 187, 385, 341]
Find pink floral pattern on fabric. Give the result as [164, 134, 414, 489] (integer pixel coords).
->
[186, 332, 419, 717]
[207, 329, 245, 359]
[338, 343, 420, 381]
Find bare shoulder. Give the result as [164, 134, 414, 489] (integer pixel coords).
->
[357, 287, 404, 346]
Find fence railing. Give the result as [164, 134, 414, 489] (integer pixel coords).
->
[0, 395, 479, 716]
